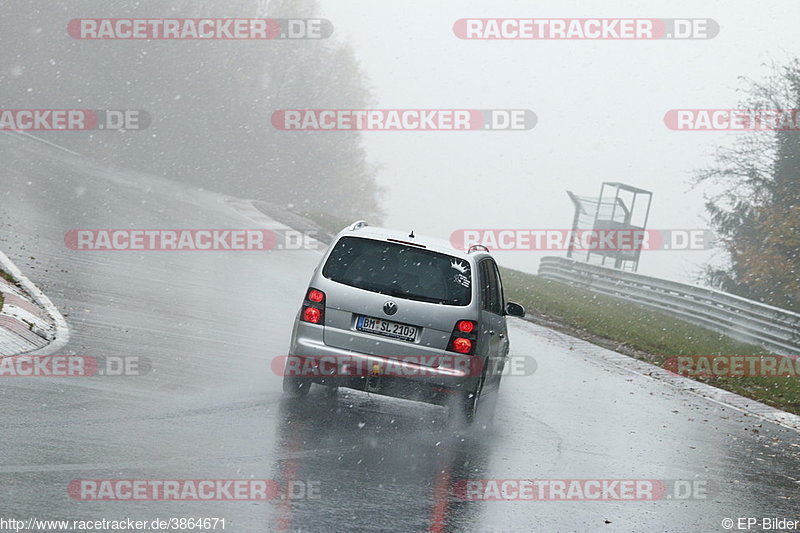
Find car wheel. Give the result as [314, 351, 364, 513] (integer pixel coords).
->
[282, 375, 311, 397]
[479, 384, 499, 422]
[462, 379, 483, 423]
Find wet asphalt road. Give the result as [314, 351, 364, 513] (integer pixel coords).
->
[0, 134, 798, 533]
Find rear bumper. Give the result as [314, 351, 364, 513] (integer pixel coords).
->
[288, 322, 481, 401]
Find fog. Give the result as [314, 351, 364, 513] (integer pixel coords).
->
[319, 0, 800, 282]
[3, 0, 799, 284]
[2, 3, 799, 531]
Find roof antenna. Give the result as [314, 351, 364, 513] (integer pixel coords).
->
[409, 230, 415, 239]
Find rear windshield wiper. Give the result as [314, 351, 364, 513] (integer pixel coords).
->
[382, 289, 446, 304]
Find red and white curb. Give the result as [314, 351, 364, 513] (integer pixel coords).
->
[516, 319, 800, 433]
[0, 250, 69, 356]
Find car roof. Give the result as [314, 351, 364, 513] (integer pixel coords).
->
[333, 223, 492, 262]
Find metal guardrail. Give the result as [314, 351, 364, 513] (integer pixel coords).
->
[538, 256, 800, 354]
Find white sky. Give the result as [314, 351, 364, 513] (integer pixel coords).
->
[317, 0, 800, 283]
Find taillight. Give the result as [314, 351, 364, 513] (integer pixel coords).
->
[308, 289, 324, 303]
[302, 306, 322, 324]
[448, 320, 477, 355]
[457, 320, 474, 333]
[300, 288, 325, 324]
[452, 337, 472, 354]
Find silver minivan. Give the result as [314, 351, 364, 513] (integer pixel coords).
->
[283, 221, 524, 422]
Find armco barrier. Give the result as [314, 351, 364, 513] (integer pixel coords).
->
[537, 256, 800, 354]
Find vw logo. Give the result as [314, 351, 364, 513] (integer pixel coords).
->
[383, 301, 398, 316]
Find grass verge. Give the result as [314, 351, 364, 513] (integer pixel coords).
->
[500, 267, 800, 415]
[0, 269, 14, 285]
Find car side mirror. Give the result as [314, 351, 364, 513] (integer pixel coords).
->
[504, 301, 525, 317]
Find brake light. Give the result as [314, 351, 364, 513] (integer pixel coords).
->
[308, 289, 325, 303]
[303, 306, 322, 324]
[300, 288, 325, 324]
[447, 319, 478, 355]
[452, 337, 472, 354]
[457, 320, 475, 333]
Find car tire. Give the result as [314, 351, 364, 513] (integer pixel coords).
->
[462, 379, 484, 423]
[479, 384, 499, 423]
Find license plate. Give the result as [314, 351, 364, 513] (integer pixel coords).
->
[356, 316, 418, 342]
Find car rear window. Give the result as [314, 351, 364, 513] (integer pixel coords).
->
[322, 236, 472, 306]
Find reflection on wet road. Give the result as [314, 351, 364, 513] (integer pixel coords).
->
[0, 135, 798, 532]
